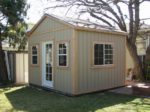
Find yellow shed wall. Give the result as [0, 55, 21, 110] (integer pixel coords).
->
[75, 30, 126, 94]
[29, 17, 74, 94]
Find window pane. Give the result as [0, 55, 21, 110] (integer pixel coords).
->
[63, 48, 66, 54]
[46, 44, 52, 64]
[105, 60, 113, 64]
[104, 44, 113, 65]
[32, 56, 37, 64]
[94, 44, 113, 65]
[46, 73, 52, 81]
[59, 43, 67, 54]
[46, 65, 49, 73]
[105, 55, 113, 59]
[105, 50, 113, 54]
[62, 43, 67, 49]
[99, 58, 104, 65]
[59, 48, 63, 54]
[59, 55, 67, 66]
[49, 74, 52, 81]
[94, 44, 99, 51]
[46, 74, 49, 80]
[32, 46, 37, 54]
[49, 66, 52, 73]
[32, 46, 37, 50]
[94, 58, 99, 65]
[105, 44, 109, 49]
[58, 43, 68, 66]
[105, 44, 112, 49]
[32, 50, 37, 54]
[94, 44, 104, 65]
[59, 44, 62, 48]
[46, 63, 52, 81]
[105, 54, 113, 64]
[32, 46, 38, 64]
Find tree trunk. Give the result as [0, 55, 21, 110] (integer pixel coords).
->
[0, 29, 8, 83]
[127, 39, 144, 80]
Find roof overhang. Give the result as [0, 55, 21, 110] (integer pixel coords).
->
[75, 26, 128, 36]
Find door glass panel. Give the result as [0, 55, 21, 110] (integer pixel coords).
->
[45, 44, 52, 81]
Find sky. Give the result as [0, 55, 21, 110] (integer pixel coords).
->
[26, 0, 150, 25]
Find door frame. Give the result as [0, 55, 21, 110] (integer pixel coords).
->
[42, 41, 54, 88]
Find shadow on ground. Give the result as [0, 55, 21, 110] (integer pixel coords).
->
[4, 86, 150, 112]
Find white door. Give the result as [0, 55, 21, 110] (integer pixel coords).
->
[42, 41, 53, 88]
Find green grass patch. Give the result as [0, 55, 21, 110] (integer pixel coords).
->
[0, 86, 150, 112]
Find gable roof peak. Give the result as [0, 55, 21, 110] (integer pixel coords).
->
[28, 13, 127, 36]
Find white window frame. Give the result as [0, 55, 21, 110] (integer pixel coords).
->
[31, 45, 38, 65]
[93, 42, 114, 67]
[57, 42, 69, 67]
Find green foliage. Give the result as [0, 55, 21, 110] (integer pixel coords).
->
[6, 22, 28, 50]
[0, 0, 29, 50]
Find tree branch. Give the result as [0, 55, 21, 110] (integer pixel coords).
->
[90, 12, 113, 27]
[115, 4, 127, 31]
[128, 0, 134, 42]
[133, 0, 140, 43]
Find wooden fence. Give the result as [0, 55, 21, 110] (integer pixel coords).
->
[6, 51, 28, 83]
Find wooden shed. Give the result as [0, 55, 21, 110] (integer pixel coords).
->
[28, 14, 127, 95]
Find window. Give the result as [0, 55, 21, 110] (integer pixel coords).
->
[32, 45, 38, 65]
[94, 43, 113, 65]
[58, 43, 68, 66]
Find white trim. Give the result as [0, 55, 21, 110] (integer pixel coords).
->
[93, 42, 114, 67]
[31, 45, 38, 65]
[57, 42, 69, 67]
[42, 41, 54, 88]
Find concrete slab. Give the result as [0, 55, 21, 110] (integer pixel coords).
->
[109, 81, 150, 97]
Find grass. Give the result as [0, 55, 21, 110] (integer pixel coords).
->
[0, 86, 150, 112]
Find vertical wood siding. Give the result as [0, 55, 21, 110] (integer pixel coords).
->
[76, 30, 126, 94]
[29, 17, 74, 94]
[16, 53, 28, 83]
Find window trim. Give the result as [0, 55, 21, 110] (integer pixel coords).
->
[92, 42, 114, 68]
[57, 41, 69, 68]
[31, 44, 39, 66]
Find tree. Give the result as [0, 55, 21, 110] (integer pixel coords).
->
[0, 0, 28, 83]
[47, 0, 150, 80]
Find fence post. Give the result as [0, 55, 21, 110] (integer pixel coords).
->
[4, 51, 11, 81]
